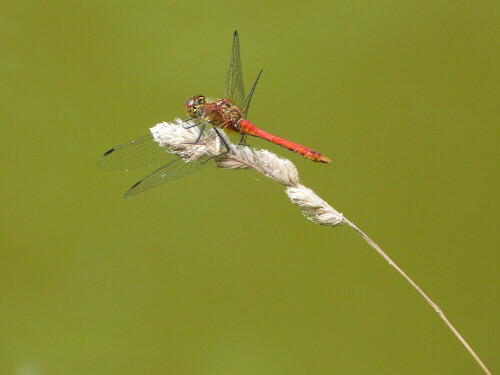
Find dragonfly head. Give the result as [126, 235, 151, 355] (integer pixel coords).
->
[185, 95, 206, 118]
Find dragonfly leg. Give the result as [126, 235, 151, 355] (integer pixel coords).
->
[213, 128, 231, 153]
[183, 121, 202, 129]
[201, 127, 231, 164]
[238, 134, 248, 146]
[183, 123, 206, 145]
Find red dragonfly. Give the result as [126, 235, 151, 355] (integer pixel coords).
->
[98, 31, 330, 198]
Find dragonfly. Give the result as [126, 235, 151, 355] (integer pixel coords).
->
[97, 31, 330, 198]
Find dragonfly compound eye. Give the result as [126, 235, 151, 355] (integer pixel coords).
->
[185, 97, 197, 117]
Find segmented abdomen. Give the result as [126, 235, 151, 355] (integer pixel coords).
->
[238, 120, 331, 163]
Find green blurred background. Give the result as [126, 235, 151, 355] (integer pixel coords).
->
[1, 1, 497, 374]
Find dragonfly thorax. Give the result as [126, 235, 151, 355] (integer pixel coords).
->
[185, 95, 244, 130]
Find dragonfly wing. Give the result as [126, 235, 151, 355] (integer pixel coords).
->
[241, 69, 263, 117]
[124, 156, 213, 198]
[97, 134, 176, 171]
[225, 31, 245, 108]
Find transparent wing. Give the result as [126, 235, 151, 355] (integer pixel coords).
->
[124, 156, 213, 198]
[124, 124, 236, 198]
[241, 69, 263, 117]
[97, 134, 176, 171]
[225, 30, 245, 108]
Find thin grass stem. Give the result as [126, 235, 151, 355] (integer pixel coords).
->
[342, 218, 491, 375]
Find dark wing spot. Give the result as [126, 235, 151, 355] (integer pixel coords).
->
[103, 148, 115, 156]
[130, 180, 142, 189]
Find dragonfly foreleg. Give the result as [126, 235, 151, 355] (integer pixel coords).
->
[183, 123, 206, 145]
[183, 121, 202, 129]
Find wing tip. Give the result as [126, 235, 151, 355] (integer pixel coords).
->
[124, 180, 142, 198]
[96, 148, 116, 170]
[123, 191, 134, 199]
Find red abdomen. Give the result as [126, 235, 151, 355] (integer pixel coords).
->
[238, 119, 331, 163]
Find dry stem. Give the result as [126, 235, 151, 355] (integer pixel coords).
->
[343, 219, 491, 375]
